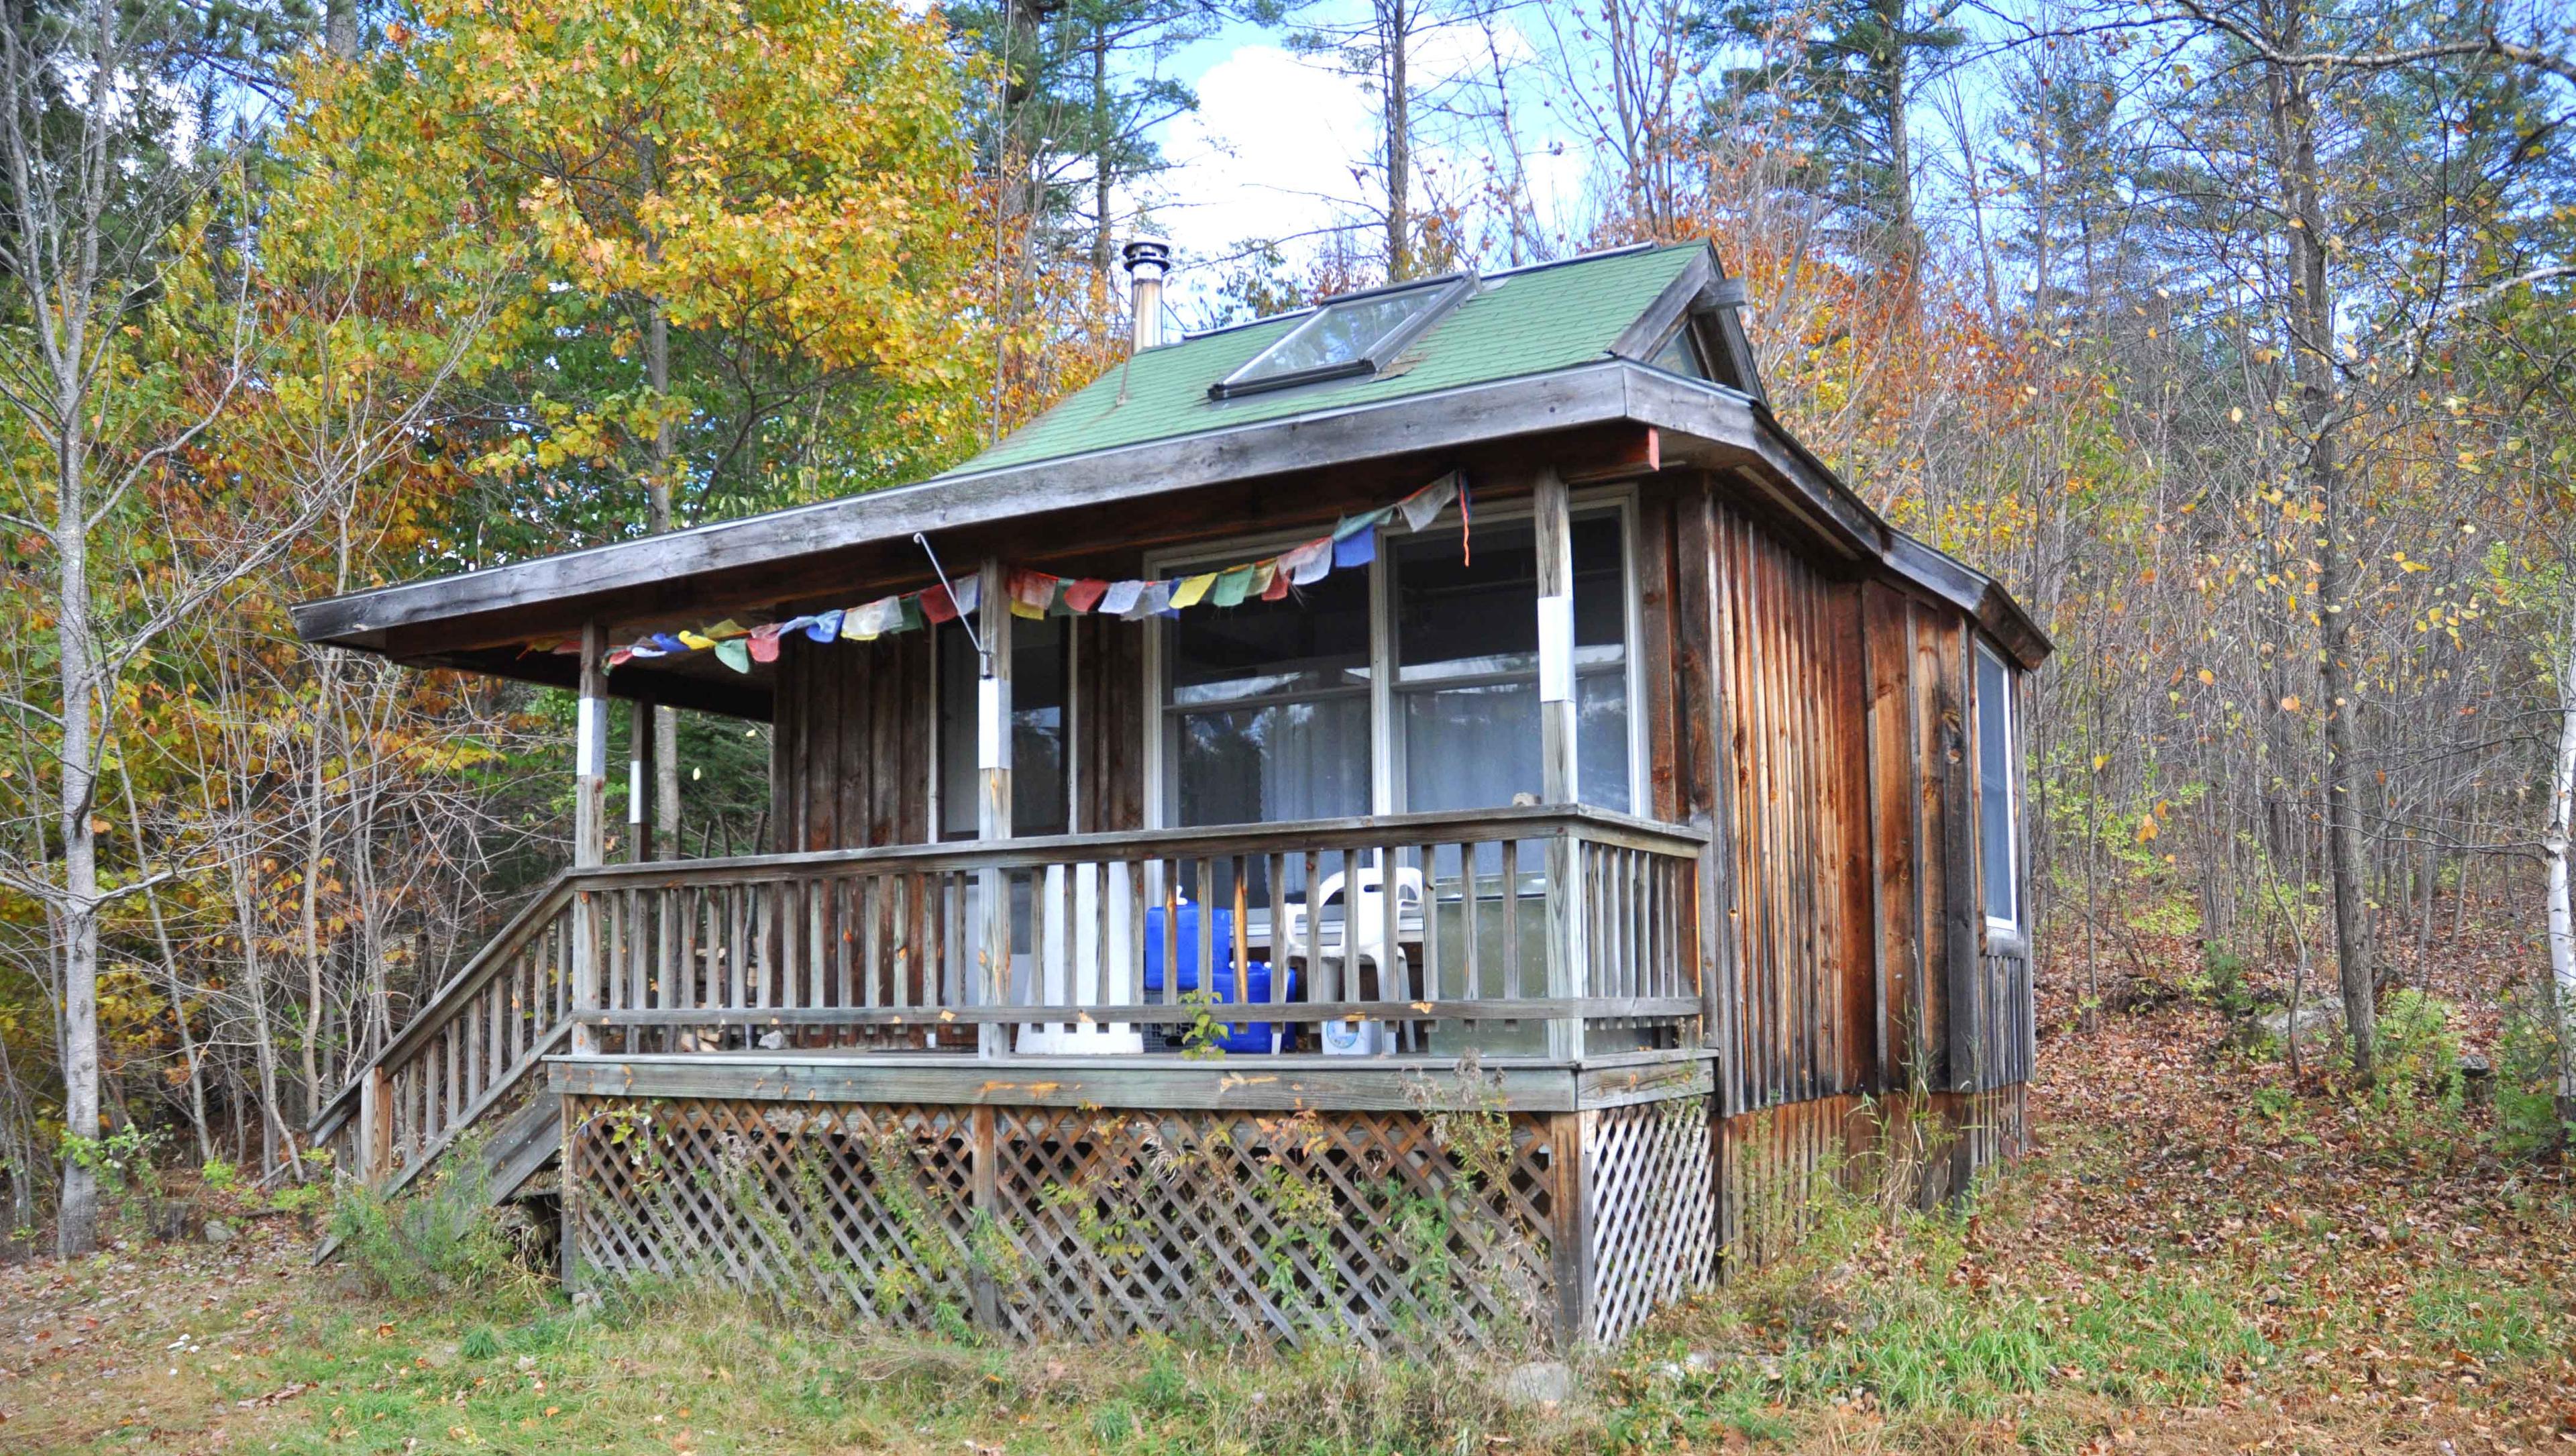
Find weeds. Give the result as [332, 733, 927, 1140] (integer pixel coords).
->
[329, 1132, 537, 1303]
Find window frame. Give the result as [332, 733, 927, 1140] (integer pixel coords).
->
[1973, 639, 2022, 939]
[1141, 488, 1646, 829]
[1206, 274, 1477, 400]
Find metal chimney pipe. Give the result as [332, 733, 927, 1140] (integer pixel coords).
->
[1120, 238, 1171, 352]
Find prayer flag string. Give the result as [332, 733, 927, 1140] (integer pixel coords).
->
[564, 471, 1466, 673]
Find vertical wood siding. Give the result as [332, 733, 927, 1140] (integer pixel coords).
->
[1705, 494, 1874, 1113]
[767, 631, 934, 852]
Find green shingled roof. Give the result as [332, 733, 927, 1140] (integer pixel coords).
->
[945, 242, 1705, 476]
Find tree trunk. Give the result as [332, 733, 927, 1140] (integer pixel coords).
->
[1381, 0, 1410, 278]
[2265, 0, 2375, 1082]
[2546, 613, 2576, 1145]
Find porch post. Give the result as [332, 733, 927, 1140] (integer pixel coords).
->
[975, 559, 1013, 1060]
[571, 621, 608, 1055]
[1534, 468, 1578, 805]
[1534, 470, 1587, 1061]
[627, 692, 654, 863]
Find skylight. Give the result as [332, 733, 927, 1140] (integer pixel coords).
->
[1210, 274, 1476, 399]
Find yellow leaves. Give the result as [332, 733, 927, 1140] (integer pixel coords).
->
[2135, 813, 2159, 843]
[2279, 695, 2302, 713]
[2197, 669, 2215, 686]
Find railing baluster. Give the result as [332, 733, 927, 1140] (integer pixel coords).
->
[1500, 838, 1521, 1003]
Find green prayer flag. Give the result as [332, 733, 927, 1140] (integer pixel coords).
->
[714, 638, 752, 674]
[1210, 564, 1254, 607]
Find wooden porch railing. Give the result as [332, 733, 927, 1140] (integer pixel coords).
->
[574, 805, 1707, 1062]
[313, 804, 1709, 1191]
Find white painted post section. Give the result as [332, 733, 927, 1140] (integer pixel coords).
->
[976, 560, 1014, 1060]
[571, 621, 609, 1055]
[1534, 470, 1587, 1062]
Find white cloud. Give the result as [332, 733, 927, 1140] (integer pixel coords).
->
[1150, 45, 1379, 275]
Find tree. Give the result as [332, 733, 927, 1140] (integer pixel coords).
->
[378, 0, 986, 850]
[1698, 0, 1967, 284]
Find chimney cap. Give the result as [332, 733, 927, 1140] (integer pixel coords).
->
[1121, 237, 1171, 277]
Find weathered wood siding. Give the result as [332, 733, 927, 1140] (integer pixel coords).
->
[1699, 491, 1875, 1113]
[1664, 471, 2032, 1123]
[767, 632, 934, 852]
[1071, 615, 1146, 834]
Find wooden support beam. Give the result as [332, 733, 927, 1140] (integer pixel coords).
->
[628, 696, 654, 863]
[572, 622, 608, 1055]
[1534, 471, 1587, 1063]
[976, 559, 1012, 1061]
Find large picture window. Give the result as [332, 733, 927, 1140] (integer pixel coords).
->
[1975, 642, 2018, 931]
[1154, 499, 1637, 828]
[1391, 515, 1629, 814]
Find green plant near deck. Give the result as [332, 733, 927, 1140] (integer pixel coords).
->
[331, 1131, 533, 1302]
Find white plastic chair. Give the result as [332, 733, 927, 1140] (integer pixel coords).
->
[1281, 862, 1426, 1002]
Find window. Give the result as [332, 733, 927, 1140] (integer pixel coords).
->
[1391, 515, 1630, 813]
[938, 618, 1068, 839]
[1975, 643, 2018, 930]
[1162, 563, 1373, 827]
[1648, 324, 1707, 379]
[1208, 275, 1474, 399]
[1152, 502, 1638, 830]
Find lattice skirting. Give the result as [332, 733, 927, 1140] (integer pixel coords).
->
[561, 1092, 1723, 1352]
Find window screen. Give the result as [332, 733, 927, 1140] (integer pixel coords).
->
[1976, 645, 2017, 927]
[1393, 515, 1629, 814]
[1163, 564, 1373, 827]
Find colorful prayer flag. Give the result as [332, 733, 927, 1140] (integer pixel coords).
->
[897, 594, 926, 633]
[1400, 473, 1458, 533]
[1282, 538, 1332, 586]
[1171, 572, 1217, 609]
[1008, 568, 1057, 619]
[749, 625, 784, 664]
[1063, 578, 1110, 613]
[608, 648, 635, 668]
[649, 633, 687, 654]
[920, 582, 961, 623]
[714, 639, 752, 674]
[1210, 564, 1254, 607]
[1102, 580, 1146, 617]
[1333, 529, 1376, 570]
[1261, 562, 1291, 601]
[804, 610, 843, 642]
[705, 619, 748, 640]
[1248, 560, 1277, 599]
[951, 575, 981, 616]
[678, 629, 716, 650]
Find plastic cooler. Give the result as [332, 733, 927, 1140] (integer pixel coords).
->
[1142, 901, 1294, 1053]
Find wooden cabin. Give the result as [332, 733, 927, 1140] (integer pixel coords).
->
[298, 240, 2047, 1353]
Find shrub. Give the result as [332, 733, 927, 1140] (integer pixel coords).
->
[2491, 1004, 2570, 1160]
[329, 1138, 531, 1302]
[2375, 990, 2463, 1099]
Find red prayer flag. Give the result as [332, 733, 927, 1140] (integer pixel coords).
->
[1063, 578, 1110, 613]
[920, 582, 960, 623]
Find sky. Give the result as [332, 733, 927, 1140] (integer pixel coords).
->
[1121, 7, 1607, 323]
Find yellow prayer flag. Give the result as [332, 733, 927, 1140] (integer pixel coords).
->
[1171, 572, 1218, 609]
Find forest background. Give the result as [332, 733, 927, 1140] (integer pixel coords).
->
[0, 0, 2570, 1258]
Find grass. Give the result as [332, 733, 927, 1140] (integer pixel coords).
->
[5, 1003, 2574, 1454]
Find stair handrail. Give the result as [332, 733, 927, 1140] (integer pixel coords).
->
[309, 868, 580, 1147]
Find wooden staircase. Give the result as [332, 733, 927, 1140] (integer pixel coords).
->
[309, 876, 583, 1216]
